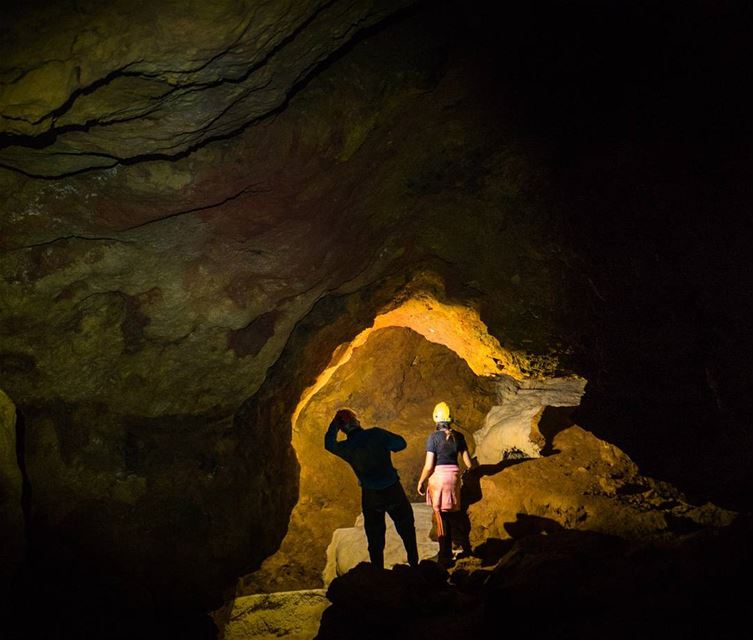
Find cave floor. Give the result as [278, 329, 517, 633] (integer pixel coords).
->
[221, 514, 752, 640]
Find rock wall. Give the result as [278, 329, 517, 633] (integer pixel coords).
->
[0, 389, 24, 596]
[0, 0, 416, 176]
[1, 0, 751, 633]
[1, 8, 568, 614]
[473, 375, 586, 462]
[240, 325, 496, 593]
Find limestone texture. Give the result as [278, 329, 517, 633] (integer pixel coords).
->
[1, 1, 751, 636]
[217, 589, 328, 640]
[0, 388, 24, 595]
[0, 0, 416, 176]
[468, 424, 736, 545]
[240, 325, 495, 593]
[473, 374, 586, 461]
[322, 503, 438, 585]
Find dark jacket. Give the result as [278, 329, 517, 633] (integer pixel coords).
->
[325, 420, 406, 490]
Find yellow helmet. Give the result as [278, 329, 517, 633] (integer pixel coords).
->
[433, 401, 452, 423]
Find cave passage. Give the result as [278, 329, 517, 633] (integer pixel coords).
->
[290, 326, 493, 579]
[241, 293, 520, 593]
[239, 293, 581, 594]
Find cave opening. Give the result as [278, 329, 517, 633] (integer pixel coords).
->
[289, 325, 489, 589]
[225, 288, 739, 640]
[238, 292, 583, 595]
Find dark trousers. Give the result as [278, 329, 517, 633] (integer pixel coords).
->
[361, 480, 419, 569]
[435, 510, 471, 560]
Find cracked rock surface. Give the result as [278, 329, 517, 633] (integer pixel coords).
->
[1, 5, 569, 616]
[0, 0, 415, 177]
[2, 2, 751, 636]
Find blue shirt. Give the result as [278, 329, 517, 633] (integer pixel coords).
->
[426, 429, 468, 466]
[325, 421, 406, 490]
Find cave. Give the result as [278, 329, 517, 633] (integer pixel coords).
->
[1, 1, 752, 639]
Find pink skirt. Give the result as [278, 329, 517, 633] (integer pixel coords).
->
[426, 464, 461, 512]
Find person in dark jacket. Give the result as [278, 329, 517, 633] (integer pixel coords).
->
[325, 408, 419, 569]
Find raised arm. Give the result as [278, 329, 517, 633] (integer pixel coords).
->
[324, 417, 343, 454]
[417, 451, 435, 496]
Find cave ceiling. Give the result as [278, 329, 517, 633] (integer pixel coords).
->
[0, 0, 570, 421]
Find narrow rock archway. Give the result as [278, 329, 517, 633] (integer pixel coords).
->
[238, 291, 570, 593]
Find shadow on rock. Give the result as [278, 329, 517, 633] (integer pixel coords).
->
[461, 453, 534, 507]
[483, 516, 753, 639]
[504, 513, 564, 538]
[318, 561, 481, 639]
[537, 406, 575, 456]
[318, 517, 752, 639]
[471, 537, 514, 566]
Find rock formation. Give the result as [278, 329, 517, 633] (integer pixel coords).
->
[216, 589, 328, 640]
[473, 374, 586, 461]
[1, 0, 752, 637]
[0, 389, 24, 597]
[322, 503, 437, 585]
[467, 425, 735, 545]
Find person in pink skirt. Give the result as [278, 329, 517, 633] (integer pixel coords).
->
[416, 402, 474, 567]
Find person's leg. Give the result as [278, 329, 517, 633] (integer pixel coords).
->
[385, 482, 419, 567]
[361, 488, 386, 569]
[452, 510, 472, 556]
[438, 511, 453, 561]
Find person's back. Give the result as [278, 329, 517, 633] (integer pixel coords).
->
[324, 409, 418, 569]
[425, 429, 468, 466]
[327, 426, 404, 490]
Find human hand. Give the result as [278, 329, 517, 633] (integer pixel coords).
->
[417, 481, 425, 496]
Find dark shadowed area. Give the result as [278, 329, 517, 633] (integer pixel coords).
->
[1, 0, 752, 638]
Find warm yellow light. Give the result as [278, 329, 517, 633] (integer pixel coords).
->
[291, 292, 521, 429]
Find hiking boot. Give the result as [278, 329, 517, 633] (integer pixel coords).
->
[428, 554, 455, 569]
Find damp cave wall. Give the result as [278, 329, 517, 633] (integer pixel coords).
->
[0, 0, 752, 628]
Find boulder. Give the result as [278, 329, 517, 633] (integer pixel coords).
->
[468, 425, 736, 545]
[218, 589, 329, 640]
[319, 562, 477, 639]
[473, 375, 586, 462]
[323, 503, 438, 584]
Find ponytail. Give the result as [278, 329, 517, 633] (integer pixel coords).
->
[436, 421, 454, 442]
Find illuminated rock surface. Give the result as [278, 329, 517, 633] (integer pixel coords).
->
[322, 503, 438, 585]
[468, 425, 736, 546]
[217, 589, 328, 640]
[240, 326, 495, 594]
[473, 375, 586, 461]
